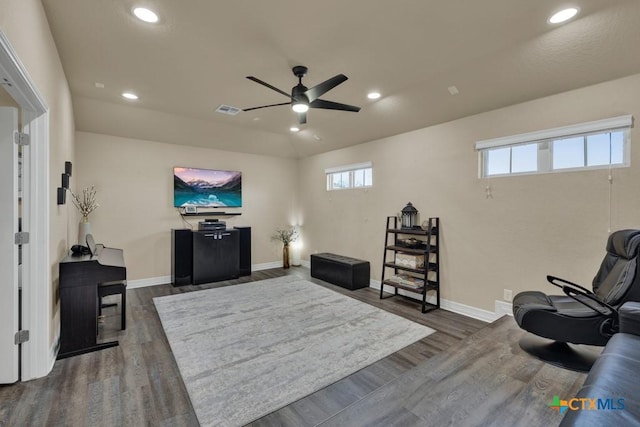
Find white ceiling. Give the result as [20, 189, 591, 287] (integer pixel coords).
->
[41, 0, 640, 158]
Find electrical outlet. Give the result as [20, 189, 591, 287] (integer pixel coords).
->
[503, 289, 513, 302]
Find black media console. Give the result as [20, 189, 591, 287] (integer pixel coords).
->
[171, 227, 251, 285]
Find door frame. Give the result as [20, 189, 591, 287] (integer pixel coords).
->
[0, 106, 19, 383]
[0, 30, 51, 380]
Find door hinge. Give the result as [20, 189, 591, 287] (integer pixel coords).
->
[14, 131, 30, 146]
[15, 330, 29, 345]
[15, 232, 29, 245]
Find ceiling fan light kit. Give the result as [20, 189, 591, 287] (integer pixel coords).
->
[244, 65, 361, 125]
[292, 102, 309, 113]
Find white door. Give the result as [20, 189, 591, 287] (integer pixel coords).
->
[0, 106, 19, 383]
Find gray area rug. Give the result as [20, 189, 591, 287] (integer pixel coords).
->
[153, 276, 434, 427]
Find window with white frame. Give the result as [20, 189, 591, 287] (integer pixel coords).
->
[326, 162, 373, 191]
[476, 115, 633, 178]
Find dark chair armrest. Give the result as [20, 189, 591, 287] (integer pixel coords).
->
[547, 275, 593, 295]
[560, 285, 615, 317]
[548, 274, 615, 316]
[619, 302, 640, 336]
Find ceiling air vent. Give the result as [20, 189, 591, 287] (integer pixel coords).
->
[215, 104, 242, 116]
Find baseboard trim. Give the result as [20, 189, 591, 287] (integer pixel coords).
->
[127, 268, 512, 323]
[495, 300, 514, 317]
[252, 261, 282, 271]
[129, 262, 286, 289]
[442, 299, 501, 323]
[47, 334, 60, 378]
[369, 280, 502, 323]
[127, 275, 172, 289]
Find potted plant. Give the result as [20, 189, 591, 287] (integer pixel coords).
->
[272, 228, 298, 269]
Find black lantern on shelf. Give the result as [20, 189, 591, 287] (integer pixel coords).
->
[400, 202, 418, 229]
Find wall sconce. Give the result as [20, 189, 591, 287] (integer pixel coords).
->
[57, 160, 72, 205]
[57, 187, 66, 205]
[400, 202, 418, 229]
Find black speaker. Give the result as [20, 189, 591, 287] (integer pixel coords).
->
[171, 229, 193, 286]
[61, 173, 69, 189]
[65, 161, 72, 176]
[235, 226, 251, 276]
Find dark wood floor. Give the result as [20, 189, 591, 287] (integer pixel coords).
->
[318, 316, 590, 427]
[0, 268, 586, 426]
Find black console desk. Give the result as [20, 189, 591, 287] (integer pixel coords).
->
[58, 244, 126, 359]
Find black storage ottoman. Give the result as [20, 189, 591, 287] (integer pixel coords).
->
[310, 253, 370, 290]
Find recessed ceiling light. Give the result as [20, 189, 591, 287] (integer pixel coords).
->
[290, 127, 300, 132]
[122, 92, 138, 100]
[133, 7, 159, 23]
[94, 82, 105, 89]
[447, 86, 459, 95]
[548, 7, 579, 24]
[367, 92, 381, 100]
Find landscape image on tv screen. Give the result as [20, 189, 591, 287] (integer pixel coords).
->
[174, 167, 242, 208]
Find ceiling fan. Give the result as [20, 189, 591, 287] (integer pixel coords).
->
[243, 65, 361, 125]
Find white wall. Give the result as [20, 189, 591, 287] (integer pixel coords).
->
[299, 73, 640, 313]
[0, 0, 76, 348]
[2, 0, 637, 379]
[74, 131, 298, 281]
[76, 74, 640, 315]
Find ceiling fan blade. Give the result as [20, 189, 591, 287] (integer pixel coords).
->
[242, 102, 290, 112]
[304, 74, 348, 103]
[309, 98, 361, 112]
[246, 76, 293, 99]
[298, 112, 307, 125]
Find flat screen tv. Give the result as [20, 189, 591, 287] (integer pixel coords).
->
[173, 167, 242, 208]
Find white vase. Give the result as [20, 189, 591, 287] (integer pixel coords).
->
[78, 220, 92, 245]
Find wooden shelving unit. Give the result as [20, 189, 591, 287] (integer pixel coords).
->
[380, 216, 440, 313]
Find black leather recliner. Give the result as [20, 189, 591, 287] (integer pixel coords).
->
[513, 229, 640, 369]
[560, 302, 640, 426]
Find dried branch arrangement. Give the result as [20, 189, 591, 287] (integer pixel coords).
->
[271, 228, 298, 245]
[70, 186, 99, 220]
